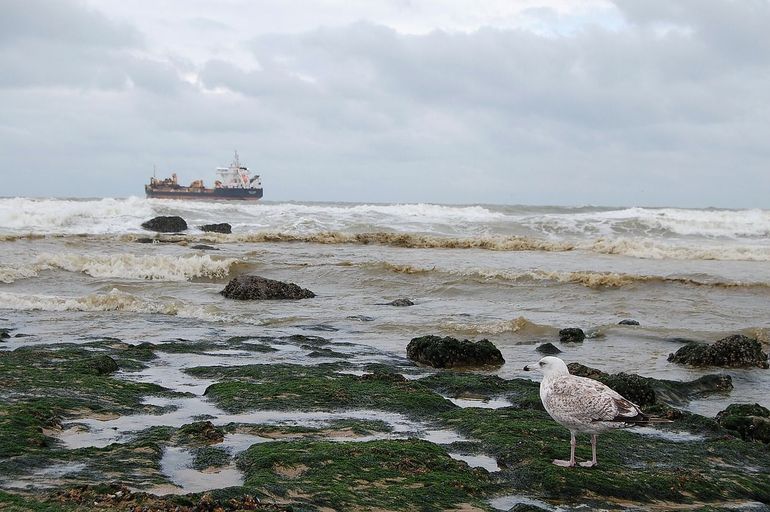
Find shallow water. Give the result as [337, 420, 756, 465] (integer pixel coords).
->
[2, 198, 770, 500]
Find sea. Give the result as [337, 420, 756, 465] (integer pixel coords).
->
[1, 197, 769, 420]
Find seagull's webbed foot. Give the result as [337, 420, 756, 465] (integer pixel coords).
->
[552, 459, 576, 467]
[578, 461, 597, 468]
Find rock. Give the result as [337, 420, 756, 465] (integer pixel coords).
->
[347, 315, 375, 322]
[82, 355, 119, 375]
[135, 237, 156, 244]
[200, 223, 231, 234]
[559, 327, 585, 343]
[191, 244, 219, 251]
[360, 372, 407, 383]
[535, 342, 561, 355]
[716, 403, 770, 443]
[619, 319, 640, 326]
[406, 335, 505, 368]
[667, 334, 769, 369]
[141, 215, 188, 232]
[386, 298, 414, 307]
[653, 374, 733, 405]
[178, 421, 225, 444]
[0, 329, 10, 340]
[509, 504, 551, 512]
[220, 275, 315, 300]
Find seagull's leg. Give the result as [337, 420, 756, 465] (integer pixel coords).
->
[553, 432, 577, 467]
[579, 434, 598, 468]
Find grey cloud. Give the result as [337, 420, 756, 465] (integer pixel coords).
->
[0, 1, 186, 94]
[0, 0, 141, 47]
[3, 1, 770, 207]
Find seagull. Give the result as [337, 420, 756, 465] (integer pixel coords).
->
[524, 356, 664, 468]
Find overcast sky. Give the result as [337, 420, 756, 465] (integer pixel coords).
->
[1, 0, 769, 207]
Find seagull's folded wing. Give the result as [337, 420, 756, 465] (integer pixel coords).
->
[548, 376, 643, 423]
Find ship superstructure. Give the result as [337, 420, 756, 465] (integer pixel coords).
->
[145, 152, 263, 200]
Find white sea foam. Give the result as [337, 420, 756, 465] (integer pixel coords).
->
[0, 197, 154, 235]
[33, 253, 239, 281]
[520, 207, 770, 239]
[0, 253, 239, 283]
[0, 289, 243, 324]
[586, 238, 770, 261]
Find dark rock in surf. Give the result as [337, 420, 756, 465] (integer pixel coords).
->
[200, 223, 231, 234]
[407, 335, 504, 368]
[191, 244, 219, 251]
[0, 329, 10, 340]
[619, 319, 640, 326]
[347, 315, 375, 322]
[536, 342, 562, 355]
[559, 328, 585, 343]
[220, 275, 315, 300]
[716, 403, 770, 443]
[667, 334, 769, 369]
[387, 298, 415, 307]
[141, 215, 188, 233]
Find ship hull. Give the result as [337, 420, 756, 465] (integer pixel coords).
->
[145, 185, 263, 201]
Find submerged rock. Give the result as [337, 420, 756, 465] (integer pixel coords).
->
[140, 215, 188, 232]
[407, 335, 505, 368]
[619, 319, 640, 326]
[536, 342, 562, 355]
[200, 222, 232, 234]
[386, 298, 415, 307]
[667, 334, 769, 369]
[716, 403, 770, 443]
[220, 275, 315, 300]
[559, 328, 585, 343]
[0, 329, 10, 340]
[191, 244, 219, 251]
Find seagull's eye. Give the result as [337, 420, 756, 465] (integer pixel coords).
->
[539, 361, 545, 367]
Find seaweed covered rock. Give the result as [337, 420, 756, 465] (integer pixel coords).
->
[407, 335, 504, 368]
[220, 275, 315, 300]
[619, 319, 640, 326]
[559, 328, 585, 343]
[141, 215, 188, 233]
[178, 420, 225, 444]
[716, 403, 770, 443]
[200, 223, 232, 234]
[667, 334, 769, 369]
[80, 355, 119, 375]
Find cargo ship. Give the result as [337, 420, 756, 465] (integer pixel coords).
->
[145, 151, 263, 200]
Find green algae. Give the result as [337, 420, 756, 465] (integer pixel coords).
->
[198, 364, 454, 416]
[237, 439, 492, 511]
[192, 446, 231, 470]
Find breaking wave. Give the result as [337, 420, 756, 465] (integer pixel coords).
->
[0, 289, 257, 324]
[0, 253, 239, 283]
[443, 316, 556, 336]
[366, 262, 769, 289]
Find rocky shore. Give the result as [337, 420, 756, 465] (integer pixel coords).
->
[0, 327, 768, 512]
